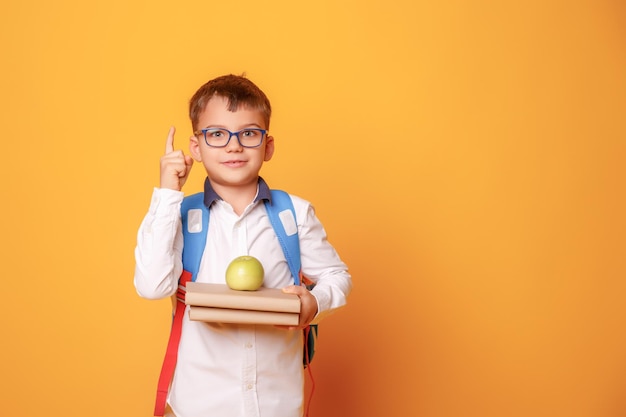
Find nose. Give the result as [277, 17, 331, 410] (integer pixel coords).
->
[225, 132, 243, 151]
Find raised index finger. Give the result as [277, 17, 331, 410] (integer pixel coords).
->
[165, 126, 176, 154]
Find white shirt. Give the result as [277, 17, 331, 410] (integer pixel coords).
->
[134, 180, 351, 417]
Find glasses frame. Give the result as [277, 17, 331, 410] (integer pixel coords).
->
[194, 128, 268, 148]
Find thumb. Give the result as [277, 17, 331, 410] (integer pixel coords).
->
[282, 285, 305, 296]
[182, 155, 194, 177]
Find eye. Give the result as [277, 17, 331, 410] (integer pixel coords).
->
[241, 129, 258, 137]
[210, 130, 225, 137]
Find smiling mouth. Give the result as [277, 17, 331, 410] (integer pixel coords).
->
[223, 160, 246, 167]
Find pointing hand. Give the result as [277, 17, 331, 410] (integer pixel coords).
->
[160, 126, 194, 191]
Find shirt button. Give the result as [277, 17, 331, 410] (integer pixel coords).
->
[247, 384, 253, 390]
[245, 342, 253, 349]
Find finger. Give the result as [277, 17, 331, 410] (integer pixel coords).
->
[282, 285, 305, 296]
[275, 324, 304, 330]
[184, 155, 194, 170]
[165, 126, 176, 154]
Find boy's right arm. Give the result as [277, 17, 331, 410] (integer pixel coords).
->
[133, 188, 184, 299]
[133, 127, 194, 299]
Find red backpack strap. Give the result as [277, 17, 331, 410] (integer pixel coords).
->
[153, 270, 192, 416]
[154, 193, 208, 415]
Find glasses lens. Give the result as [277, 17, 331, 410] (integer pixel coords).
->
[203, 129, 230, 147]
[238, 129, 265, 147]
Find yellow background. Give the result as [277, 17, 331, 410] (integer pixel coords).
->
[1, 1, 625, 416]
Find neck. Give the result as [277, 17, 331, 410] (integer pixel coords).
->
[210, 180, 258, 216]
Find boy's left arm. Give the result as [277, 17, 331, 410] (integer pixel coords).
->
[283, 201, 352, 328]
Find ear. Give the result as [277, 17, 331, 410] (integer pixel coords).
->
[264, 135, 275, 162]
[189, 135, 203, 162]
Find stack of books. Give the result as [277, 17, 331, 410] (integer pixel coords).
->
[185, 282, 301, 326]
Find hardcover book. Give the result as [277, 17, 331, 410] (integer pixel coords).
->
[185, 282, 301, 313]
[188, 306, 300, 326]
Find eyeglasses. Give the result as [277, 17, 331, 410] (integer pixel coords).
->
[194, 128, 267, 148]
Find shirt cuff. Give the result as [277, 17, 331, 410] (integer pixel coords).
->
[309, 290, 327, 325]
[148, 187, 185, 215]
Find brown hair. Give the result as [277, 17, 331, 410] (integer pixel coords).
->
[189, 74, 272, 131]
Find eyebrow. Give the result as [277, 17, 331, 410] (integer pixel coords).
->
[202, 123, 264, 130]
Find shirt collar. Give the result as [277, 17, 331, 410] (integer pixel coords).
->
[202, 177, 272, 208]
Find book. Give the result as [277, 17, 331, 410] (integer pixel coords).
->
[185, 282, 301, 313]
[188, 306, 300, 326]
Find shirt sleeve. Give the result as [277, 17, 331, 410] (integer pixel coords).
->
[295, 199, 352, 324]
[134, 188, 185, 300]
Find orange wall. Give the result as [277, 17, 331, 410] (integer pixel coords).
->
[1, 1, 625, 416]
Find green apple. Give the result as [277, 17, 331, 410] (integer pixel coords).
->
[225, 255, 265, 291]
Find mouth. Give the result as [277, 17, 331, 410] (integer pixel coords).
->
[222, 160, 246, 168]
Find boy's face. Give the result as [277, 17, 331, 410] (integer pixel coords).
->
[190, 95, 274, 191]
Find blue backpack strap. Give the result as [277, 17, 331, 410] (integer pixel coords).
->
[181, 192, 209, 282]
[264, 190, 301, 284]
[265, 190, 317, 365]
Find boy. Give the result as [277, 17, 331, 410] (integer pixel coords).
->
[134, 74, 352, 417]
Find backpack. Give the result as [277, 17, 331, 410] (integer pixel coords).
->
[153, 189, 317, 416]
